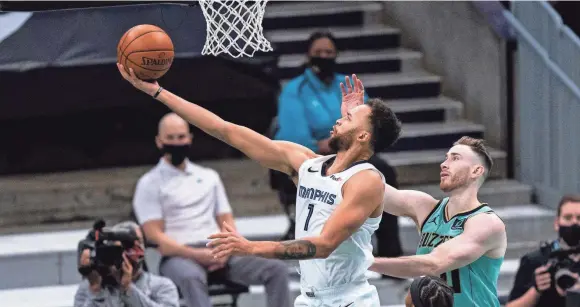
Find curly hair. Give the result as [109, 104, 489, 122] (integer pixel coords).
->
[366, 98, 401, 152]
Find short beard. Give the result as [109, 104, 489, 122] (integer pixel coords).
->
[329, 134, 353, 153]
[439, 173, 469, 193]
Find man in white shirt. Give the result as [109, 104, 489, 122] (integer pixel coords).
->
[133, 113, 291, 307]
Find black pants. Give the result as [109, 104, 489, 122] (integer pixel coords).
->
[376, 211, 403, 258]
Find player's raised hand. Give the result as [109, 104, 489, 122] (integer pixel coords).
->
[117, 63, 160, 97]
[207, 222, 254, 259]
[340, 74, 365, 117]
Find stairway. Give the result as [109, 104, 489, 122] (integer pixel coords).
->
[267, 0, 553, 253]
[0, 2, 556, 306]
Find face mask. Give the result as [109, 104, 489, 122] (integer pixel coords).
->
[161, 144, 190, 166]
[309, 56, 336, 79]
[559, 224, 580, 247]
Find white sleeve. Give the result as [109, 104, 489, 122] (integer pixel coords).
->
[133, 175, 163, 224]
[214, 172, 233, 216]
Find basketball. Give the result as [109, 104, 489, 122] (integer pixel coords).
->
[117, 24, 174, 81]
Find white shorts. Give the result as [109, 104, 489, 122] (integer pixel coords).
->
[294, 281, 380, 307]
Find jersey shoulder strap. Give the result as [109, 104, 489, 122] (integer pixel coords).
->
[465, 204, 495, 218]
[337, 162, 385, 185]
[298, 154, 334, 178]
[420, 197, 448, 232]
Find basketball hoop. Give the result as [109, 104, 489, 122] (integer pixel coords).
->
[199, 0, 273, 58]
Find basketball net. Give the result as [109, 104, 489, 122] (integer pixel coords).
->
[199, 0, 273, 58]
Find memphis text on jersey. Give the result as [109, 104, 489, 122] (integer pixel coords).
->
[298, 185, 336, 205]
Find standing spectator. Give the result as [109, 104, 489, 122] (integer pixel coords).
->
[272, 31, 403, 262]
[133, 113, 291, 307]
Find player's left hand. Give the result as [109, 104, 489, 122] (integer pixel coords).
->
[117, 63, 160, 97]
[340, 74, 365, 117]
[207, 222, 254, 259]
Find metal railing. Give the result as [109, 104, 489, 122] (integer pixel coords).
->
[503, 2, 580, 209]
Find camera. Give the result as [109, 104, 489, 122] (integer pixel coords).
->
[78, 220, 139, 286]
[541, 242, 580, 291]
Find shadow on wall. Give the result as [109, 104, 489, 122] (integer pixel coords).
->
[380, 1, 508, 150]
[552, 1, 580, 37]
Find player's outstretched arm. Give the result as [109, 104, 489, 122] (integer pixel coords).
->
[369, 213, 506, 278]
[382, 184, 439, 227]
[207, 170, 384, 260]
[117, 64, 317, 175]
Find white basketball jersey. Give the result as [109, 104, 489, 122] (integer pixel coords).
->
[294, 155, 384, 289]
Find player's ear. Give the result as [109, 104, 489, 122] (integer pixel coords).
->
[155, 135, 163, 149]
[472, 165, 485, 177]
[358, 131, 371, 143]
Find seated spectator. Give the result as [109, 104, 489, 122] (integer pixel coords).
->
[405, 276, 454, 307]
[74, 221, 179, 307]
[507, 195, 580, 307]
[133, 113, 291, 307]
[275, 30, 363, 153]
[272, 30, 403, 262]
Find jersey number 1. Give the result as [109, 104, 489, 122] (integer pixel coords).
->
[303, 204, 315, 231]
[440, 269, 461, 293]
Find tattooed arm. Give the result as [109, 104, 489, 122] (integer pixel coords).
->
[208, 170, 384, 260]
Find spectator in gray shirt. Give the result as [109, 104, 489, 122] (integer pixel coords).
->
[133, 113, 291, 307]
[74, 221, 179, 307]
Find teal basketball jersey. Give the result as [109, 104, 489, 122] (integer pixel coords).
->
[417, 197, 503, 307]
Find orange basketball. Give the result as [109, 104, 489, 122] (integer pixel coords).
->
[117, 24, 174, 81]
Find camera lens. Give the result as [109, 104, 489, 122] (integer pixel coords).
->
[555, 269, 578, 290]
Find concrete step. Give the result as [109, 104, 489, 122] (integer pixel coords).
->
[381, 147, 507, 185]
[0, 159, 283, 226]
[282, 70, 442, 100]
[268, 26, 401, 54]
[389, 121, 485, 152]
[264, 1, 383, 30]
[0, 205, 130, 227]
[404, 179, 533, 208]
[277, 48, 423, 78]
[386, 97, 463, 123]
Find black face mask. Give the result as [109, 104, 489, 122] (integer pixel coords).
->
[559, 224, 580, 247]
[161, 144, 190, 166]
[309, 56, 337, 80]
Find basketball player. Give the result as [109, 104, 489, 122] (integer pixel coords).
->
[332, 84, 508, 306]
[117, 64, 401, 307]
[370, 136, 507, 307]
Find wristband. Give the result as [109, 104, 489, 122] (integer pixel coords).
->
[153, 87, 163, 99]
